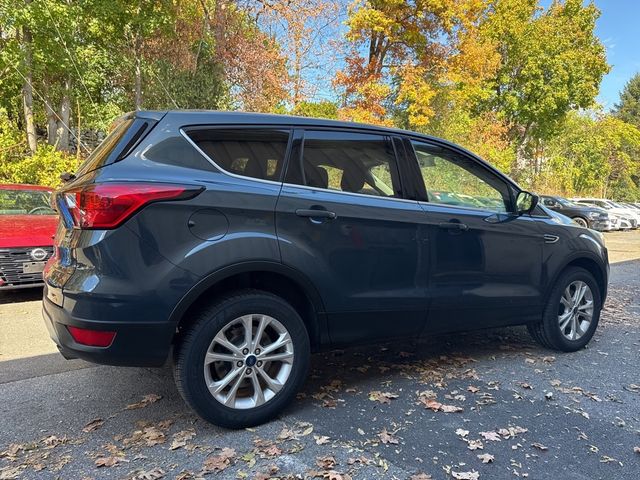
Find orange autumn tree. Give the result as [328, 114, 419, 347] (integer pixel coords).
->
[335, 0, 498, 128]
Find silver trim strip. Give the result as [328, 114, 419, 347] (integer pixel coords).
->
[281, 182, 420, 205]
[543, 234, 560, 244]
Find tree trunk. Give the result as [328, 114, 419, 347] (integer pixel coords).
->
[56, 78, 71, 151]
[45, 101, 58, 146]
[134, 35, 143, 110]
[22, 2, 37, 153]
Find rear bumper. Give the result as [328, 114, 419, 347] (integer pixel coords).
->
[42, 293, 174, 367]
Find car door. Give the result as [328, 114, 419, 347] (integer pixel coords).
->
[275, 129, 430, 346]
[404, 138, 546, 334]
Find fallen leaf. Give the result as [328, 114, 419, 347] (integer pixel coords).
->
[125, 394, 162, 410]
[477, 453, 494, 463]
[410, 474, 433, 480]
[369, 391, 399, 404]
[378, 428, 399, 445]
[455, 429, 470, 438]
[82, 418, 104, 433]
[634, 446, 640, 454]
[316, 455, 336, 470]
[532, 442, 548, 451]
[467, 386, 480, 393]
[467, 439, 484, 451]
[441, 404, 464, 413]
[480, 431, 501, 442]
[132, 467, 165, 480]
[314, 435, 330, 445]
[95, 456, 122, 468]
[452, 470, 479, 480]
[170, 429, 196, 450]
[203, 447, 235, 472]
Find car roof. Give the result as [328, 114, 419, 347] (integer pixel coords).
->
[158, 110, 425, 137]
[0, 183, 53, 191]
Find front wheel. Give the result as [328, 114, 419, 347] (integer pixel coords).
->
[571, 216, 589, 228]
[527, 267, 601, 352]
[173, 290, 310, 428]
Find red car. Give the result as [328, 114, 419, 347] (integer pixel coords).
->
[0, 184, 58, 289]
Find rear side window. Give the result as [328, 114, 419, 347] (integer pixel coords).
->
[287, 130, 401, 198]
[184, 129, 291, 181]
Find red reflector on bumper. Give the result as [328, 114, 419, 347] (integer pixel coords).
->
[67, 326, 116, 347]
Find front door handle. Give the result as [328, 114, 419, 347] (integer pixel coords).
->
[295, 209, 337, 220]
[438, 222, 468, 231]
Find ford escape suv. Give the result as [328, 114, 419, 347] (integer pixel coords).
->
[43, 111, 609, 428]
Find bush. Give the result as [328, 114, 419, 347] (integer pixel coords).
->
[0, 109, 80, 188]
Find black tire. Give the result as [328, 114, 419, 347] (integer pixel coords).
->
[527, 267, 601, 352]
[571, 216, 589, 228]
[173, 289, 310, 428]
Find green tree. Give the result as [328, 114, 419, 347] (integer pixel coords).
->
[481, 0, 609, 180]
[291, 100, 338, 119]
[613, 73, 640, 129]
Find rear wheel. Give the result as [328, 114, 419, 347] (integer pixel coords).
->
[174, 290, 310, 428]
[527, 267, 601, 352]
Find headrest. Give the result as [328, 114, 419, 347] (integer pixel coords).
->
[341, 166, 365, 193]
[305, 164, 329, 189]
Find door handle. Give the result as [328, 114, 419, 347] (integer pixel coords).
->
[438, 222, 468, 231]
[295, 209, 337, 220]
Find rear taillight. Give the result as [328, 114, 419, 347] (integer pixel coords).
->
[63, 183, 202, 229]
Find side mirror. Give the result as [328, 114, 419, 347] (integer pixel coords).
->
[516, 191, 539, 215]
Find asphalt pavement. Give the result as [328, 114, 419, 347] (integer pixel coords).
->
[0, 233, 639, 480]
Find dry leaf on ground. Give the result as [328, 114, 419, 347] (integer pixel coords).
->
[82, 418, 104, 433]
[203, 447, 236, 473]
[378, 428, 399, 445]
[452, 470, 480, 480]
[125, 394, 162, 410]
[369, 391, 399, 404]
[477, 453, 494, 463]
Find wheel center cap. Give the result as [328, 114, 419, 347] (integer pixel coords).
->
[245, 355, 257, 367]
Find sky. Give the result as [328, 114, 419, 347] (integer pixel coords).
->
[592, 0, 640, 110]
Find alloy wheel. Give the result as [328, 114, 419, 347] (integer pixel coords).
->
[203, 314, 294, 409]
[573, 217, 588, 228]
[558, 280, 593, 341]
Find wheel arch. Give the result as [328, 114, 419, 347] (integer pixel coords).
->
[547, 254, 608, 304]
[169, 262, 327, 350]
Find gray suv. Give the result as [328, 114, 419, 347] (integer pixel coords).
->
[43, 111, 609, 428]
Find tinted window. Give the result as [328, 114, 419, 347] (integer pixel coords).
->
[143, 136, 214, 171]
[185, 129, 290, 181]
[290, 130, 400, 197]
[411, 140, 510, 212]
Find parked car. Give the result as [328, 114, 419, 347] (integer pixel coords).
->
[539, 195, 613, 230]
[572, 198, 638, 230]
[43, 111, 609, 428]
[0, 184, 57, 290]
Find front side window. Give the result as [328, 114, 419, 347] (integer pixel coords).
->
[291, 130, 400, 197]
[185, 128, 291, 181]
[411, 140, 511, 212]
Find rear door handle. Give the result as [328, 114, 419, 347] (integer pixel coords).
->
[438, 222, 468, 231]
[295, 209, 337, 219]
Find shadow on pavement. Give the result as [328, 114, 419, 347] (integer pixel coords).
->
[0, 287, 43, 305]
[0, 352, 93, 384]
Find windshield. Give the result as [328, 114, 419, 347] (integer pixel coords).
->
[0, 189, 55, 215]
[557, 197, 578, 207]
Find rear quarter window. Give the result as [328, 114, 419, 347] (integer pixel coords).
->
[184, 128, 291, 182]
